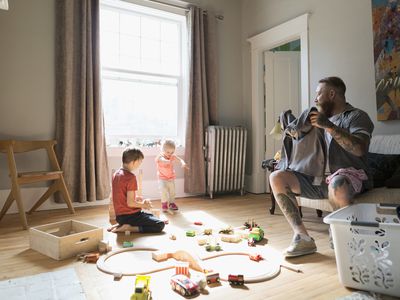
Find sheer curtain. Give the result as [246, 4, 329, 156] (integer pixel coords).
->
[55, 0, 110, 203]
[184, 7, 218, 194]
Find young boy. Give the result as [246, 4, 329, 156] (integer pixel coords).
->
[109, 147, 165, 233]
[155, 140, 188, 212]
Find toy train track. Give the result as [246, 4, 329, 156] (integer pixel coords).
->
[97, 248, 281, 283]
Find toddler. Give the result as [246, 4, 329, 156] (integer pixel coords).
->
[155, 140, 188, 212]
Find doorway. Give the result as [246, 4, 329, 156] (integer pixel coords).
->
[247, 13, 310, 193]
[264, 47, 301, 167]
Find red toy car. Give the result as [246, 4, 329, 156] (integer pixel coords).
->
[228, 274, 244, 286]
[170, 274, 199, 296]
[249, 254, 263, 262]
[206, 272, 220, 284]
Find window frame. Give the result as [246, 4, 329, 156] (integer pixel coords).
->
[100, 0, 188, 147]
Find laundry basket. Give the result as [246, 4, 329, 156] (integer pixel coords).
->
[323, 203, 400, 297]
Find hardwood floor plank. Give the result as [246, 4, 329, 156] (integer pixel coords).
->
[0, 194, 360, 299]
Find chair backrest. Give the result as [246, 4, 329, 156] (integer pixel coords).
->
[0, 140, 56, 153]
[0, 140, 61, 172]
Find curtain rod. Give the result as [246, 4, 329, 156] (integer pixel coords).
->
[147, 0, 224, 20]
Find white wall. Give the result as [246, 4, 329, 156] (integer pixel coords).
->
[186, 0, 243, 126]
[241, 0, 400, 191]
[0, 0, 55, 190]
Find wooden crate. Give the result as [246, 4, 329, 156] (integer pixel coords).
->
[29, 220, 103, 260]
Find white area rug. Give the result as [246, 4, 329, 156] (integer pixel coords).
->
[0, 268, 86, 300]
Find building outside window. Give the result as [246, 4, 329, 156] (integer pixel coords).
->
[100, 0, 188, 147]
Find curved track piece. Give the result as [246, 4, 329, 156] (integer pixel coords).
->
[97, 248, 281, 283]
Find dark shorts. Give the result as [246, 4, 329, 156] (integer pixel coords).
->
[292, 170, 364, 200]
[292, 171, 329, 199]
[116, 211, 165, 233]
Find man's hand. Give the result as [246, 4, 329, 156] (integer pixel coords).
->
[309, 111, 334, 129]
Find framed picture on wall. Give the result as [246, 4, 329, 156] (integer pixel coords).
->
[371, 0, 400, 121]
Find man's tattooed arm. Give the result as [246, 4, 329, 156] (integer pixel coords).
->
[310, 111, 369, 157]
[325, 125, 369, 157]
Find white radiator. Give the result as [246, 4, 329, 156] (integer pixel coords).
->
[205, 126, 247, 199]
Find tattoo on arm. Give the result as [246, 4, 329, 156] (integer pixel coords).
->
[276, 186, 302, 227]
[326, 126, 368, 157]
[331, 176, 347, 189]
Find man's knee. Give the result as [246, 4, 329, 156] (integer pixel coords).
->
[269, 170, 299, 192]
[269, 170, 288, 186]
[328, 175, 355, 204]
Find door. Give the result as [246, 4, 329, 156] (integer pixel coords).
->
[264, 51, 300, 190]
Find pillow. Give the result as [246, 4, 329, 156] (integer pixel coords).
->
[385, 166, 400, 188]
[367, 153, 400, 188]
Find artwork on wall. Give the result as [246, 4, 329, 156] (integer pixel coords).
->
[371, 0, 400, 121]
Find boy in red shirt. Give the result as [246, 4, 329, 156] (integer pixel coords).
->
[108, 147, 165, 233]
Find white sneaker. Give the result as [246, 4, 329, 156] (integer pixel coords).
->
[284, 234, 317, 257]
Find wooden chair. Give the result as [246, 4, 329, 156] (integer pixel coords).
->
[0, 140, 75, 229]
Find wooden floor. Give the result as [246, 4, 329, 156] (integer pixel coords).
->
[0, 194, 363, 300]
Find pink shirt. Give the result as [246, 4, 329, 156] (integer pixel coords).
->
[156, 154, 177, 180]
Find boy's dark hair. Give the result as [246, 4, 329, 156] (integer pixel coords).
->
[319, 76, 346, 96]
[122, 147, 144, 164]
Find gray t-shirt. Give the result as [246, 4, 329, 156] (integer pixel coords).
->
[328, 103, 374, 189]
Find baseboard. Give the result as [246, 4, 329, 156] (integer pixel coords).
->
[245, 171, 267, 194]
[0, 178, 193, 214]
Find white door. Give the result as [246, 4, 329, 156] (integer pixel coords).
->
[264, 51, 300, 190]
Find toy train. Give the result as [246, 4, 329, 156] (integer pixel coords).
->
[228, 274, 244, 286]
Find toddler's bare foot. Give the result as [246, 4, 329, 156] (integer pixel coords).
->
[111, 224, 137, 233]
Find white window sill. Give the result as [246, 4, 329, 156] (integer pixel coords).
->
[107, 146, 185, 157]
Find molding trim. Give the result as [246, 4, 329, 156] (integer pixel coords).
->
[0, 178, 193, 214]
[247, 13, 310, 193]
[0, 0, 8, 10]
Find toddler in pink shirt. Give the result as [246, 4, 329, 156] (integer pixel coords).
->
[155, 140, 188, 212]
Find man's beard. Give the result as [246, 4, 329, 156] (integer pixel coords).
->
[318, 101, 334, 118]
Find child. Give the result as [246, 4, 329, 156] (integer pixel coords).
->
[155, 140, 188, 212]
[108, 147, 165, 233]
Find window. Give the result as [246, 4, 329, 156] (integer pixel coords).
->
[100, 0, 188, 147]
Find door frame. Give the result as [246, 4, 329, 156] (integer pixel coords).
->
[247, 13, 310, 193]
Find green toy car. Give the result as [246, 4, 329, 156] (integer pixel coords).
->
[186, 230, 196, 237]
[205, 242, 222, 251]
[248, 227, 264, 242]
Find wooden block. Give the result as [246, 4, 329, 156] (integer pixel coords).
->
[84, 253, 100, 263]
[220, 234, 241, 243]
[122, 241, 134, 248]
[98, 240, 110, 254]
[152, 251, 168, 262]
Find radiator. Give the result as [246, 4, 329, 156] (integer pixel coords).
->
[205, 126, 247, 199]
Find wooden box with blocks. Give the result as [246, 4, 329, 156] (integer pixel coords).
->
[29, 220, 103, 260]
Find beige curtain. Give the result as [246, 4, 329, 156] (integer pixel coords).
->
[55, 0, 111, 202]
[184, 7, 218, 194]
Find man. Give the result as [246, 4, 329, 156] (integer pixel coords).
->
[270, 76, 374, 257]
